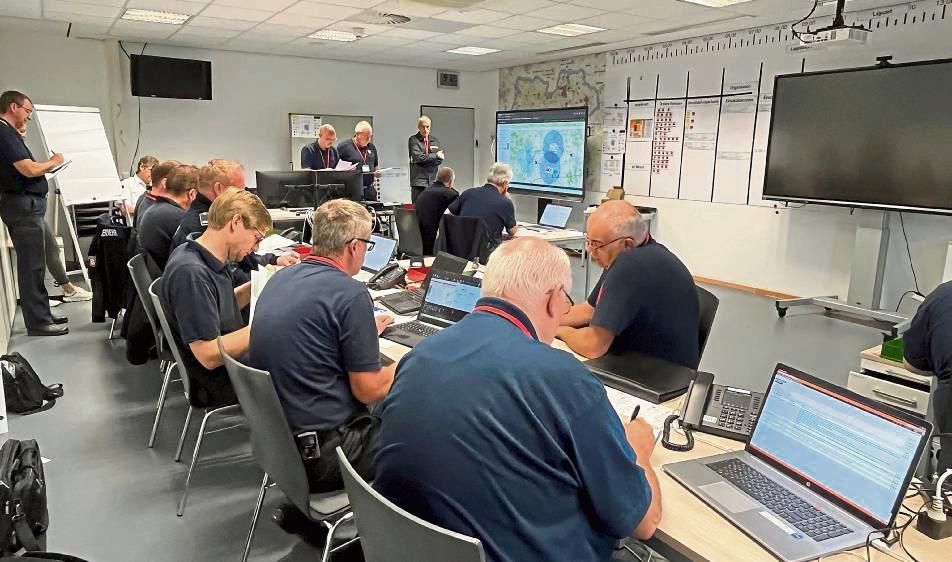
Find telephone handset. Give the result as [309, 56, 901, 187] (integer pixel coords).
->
[367, 263, 407, 290]
[661, 371, 765, 451]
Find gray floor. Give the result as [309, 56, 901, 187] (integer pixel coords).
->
[3, 256, 890, 561]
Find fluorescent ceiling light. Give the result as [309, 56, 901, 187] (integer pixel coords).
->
[446, 46, 500, 55]
[679, 0, 754, 7]
[308, 29, 359, 42]
[121, 9, 191, 25]
[537, 23, 605, 37]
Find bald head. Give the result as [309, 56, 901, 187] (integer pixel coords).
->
[590, 200, 647, 241]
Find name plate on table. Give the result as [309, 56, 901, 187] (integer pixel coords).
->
[585, 351, 695, 404]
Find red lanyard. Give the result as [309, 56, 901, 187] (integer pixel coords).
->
[353, 139, 368, 164]
[423, 136, 430, 153]
[320, 147, 331, 169]
[473, 305, 535, 340]
[305, 256, 345, 273]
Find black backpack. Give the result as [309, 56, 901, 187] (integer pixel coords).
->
[0, 440, 48, 555]
[0, 354, 62, 415]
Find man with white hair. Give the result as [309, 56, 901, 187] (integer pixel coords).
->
[300, 123, 339, 170]
[337, 120, 380, 201]
[408, 115, 444, 203]
[376, 237, 662, 562]
[448, 162, 518, 247]
[558, 200, 700, 368]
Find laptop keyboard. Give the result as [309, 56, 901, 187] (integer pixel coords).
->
[396, 321, 439, 337]
[706, 459, 853, 542]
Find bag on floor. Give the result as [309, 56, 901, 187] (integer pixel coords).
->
[0, 354, 63, 415]
[0, 439, 49, 555]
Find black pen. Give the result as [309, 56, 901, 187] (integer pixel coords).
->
[630, 405, 640, 422]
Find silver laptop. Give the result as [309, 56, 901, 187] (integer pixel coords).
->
[361, 235, 398, 274]
[380, 270, 482, 348]
[534, 203, 572, 230]
[664, 363, 932, 562]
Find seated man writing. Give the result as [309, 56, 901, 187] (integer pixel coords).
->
[558, 200, 700, 368]
[376, 237, 662, 562]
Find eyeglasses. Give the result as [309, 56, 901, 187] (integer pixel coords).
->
[352, 237, 375, 251]
[585, 235, 632, 252]
[549, 286, 574, 306]
[253, 230, 267, 245]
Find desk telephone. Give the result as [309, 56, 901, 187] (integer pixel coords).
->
[661, 371, 764, 451]
[367, 263, 407, 290]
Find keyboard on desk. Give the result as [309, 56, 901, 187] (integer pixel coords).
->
[394, 320, 439, 337]
[706, 459, 853, 542]
[381, 320, 441, 348]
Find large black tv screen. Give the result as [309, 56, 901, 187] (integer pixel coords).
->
[130, 54, 212, 100]
[763, 59, 952, 214]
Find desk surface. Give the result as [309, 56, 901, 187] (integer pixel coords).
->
[514, 223, 585, 244]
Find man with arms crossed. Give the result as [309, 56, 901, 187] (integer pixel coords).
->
[376, 237, 662, 562]
[408, 115, 444, 203]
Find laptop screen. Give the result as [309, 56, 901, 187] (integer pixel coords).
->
[748, 365, 930, 527]
[419, 271, 482, 326]
[362, 235, 397, 273]
[539, 204, 572, 228]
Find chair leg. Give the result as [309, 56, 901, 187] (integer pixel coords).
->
[108, 315, 118, 339]
[177, 408, 213, 516]
[174, 407, 194, 462]
[242, 473, 270, 562]
[148, 361, 176, 448]
[321, 512, 354, 562]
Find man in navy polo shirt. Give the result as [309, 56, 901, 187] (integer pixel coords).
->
[448, 162, 518, 248]
[137, 164, 197, 272]
[377, 237, 662, 562]
[300, 124, 339, 170]
[251, 199, 396, 497]
[337, 121, 379, 201]
[558, 201, 699, 368]
[159, 188, 272, 408]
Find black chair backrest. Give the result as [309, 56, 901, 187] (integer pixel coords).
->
[218, 339, 312, 517]
[395, 208, 424, 259]
[696, 285, 719, 358]
[434, 215, 492, 264]
[127, 254, 164, 355]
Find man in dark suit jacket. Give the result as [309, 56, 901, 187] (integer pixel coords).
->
[408, 115, 444, 204]
[415, 167, 459, 255]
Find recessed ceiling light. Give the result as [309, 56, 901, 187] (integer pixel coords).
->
[121, 9, 191, 25]
[537, 24, 606, 37]
[679, 0, 754, 6]
[308, 29, 359, 42]
[446, 46, 500, 55]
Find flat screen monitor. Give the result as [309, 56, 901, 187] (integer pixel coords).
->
[130, 54, 212, 100]
[315, 170, 363, 204]
[495, 107, 587, 200]
[763, 58, 952, 214]
[255, 171, 315, 209]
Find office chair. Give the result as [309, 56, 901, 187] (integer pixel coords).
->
[696, 285, 720, 360]
[127, 254, 178, 448]
[434, 214, 493, 264]
[219, 340, 355, 562]
[148, 280, 243, 517]
[336, 447, 486, 562]
[394, 207, 425, 262]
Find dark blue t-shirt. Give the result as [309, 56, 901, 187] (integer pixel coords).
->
[249, 257, 382, 434]
[376, 297, 651, 562]
[301, 142, 339, 170]
[337, 139, 379, 200]
[447, 184, 516, 246]
[587, 238, 700, 368]
[904, 281, 952, 380]
[0, 118, 48, 196]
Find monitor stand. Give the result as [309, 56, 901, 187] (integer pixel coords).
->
[775, 212, 909, 336]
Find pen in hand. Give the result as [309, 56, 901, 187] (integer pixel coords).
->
[630, 405, 640, 422]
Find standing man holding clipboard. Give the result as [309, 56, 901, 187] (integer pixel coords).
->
[0, 91, 68, 336]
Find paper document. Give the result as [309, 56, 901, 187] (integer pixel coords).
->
[46, 160, 72, 177]
[604, 386, 674, 433]
[336, 160, 357, 171]
[250, 265, 278, 322]
[257, 234, 297, 254]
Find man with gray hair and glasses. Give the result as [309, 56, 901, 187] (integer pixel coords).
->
[448, 162, 518, 247]
[250, 199, 395, 534]
[558, 200, 699, 368]
[376, 236, 663, 562]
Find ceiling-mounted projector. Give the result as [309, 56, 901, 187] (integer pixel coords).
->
[790, 0, 870, 51]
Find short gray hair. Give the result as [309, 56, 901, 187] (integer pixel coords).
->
[418, 115, 431, 127]
[614, 212, 649, 244]
[318, 124, 336, 137]
[355, 121, 373, 135]
[486, 162, 513, 185]
[483, 238, 571, 307]
[436, 166, 454, 184]
[310, 199, 372, 256]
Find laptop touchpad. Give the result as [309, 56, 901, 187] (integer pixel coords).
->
[700, 482, 760, 513]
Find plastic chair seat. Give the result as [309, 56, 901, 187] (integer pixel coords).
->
[309, 490, 351, 518]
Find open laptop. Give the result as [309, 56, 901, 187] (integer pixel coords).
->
[664, 363, 931, 562]
[533, 204, 573, 230]
[377, 252, 470, 315]
[362, 235, 397, 273]
[380, 270, 482, 348]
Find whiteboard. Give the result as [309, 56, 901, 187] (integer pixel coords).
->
[34, 105, 124, 206]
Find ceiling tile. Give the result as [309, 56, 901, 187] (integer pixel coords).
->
[433, 8, 507, 24]
[325, 19, 391, 34]
[506, 31, 562, 44]
[322, 0, 386, 7]
[43, 11, 115, 25]
[578, 12, 653, 30]
[236, 30, 300, 42]
[369, 0, 447, 18]
[567, 0, 643, 10]
[474, 0, 557, 15]
[496, 14, 559, 31]
[170, 24, 241, 39]
[199, 5, 275, 22]
[110, 19, 180, 39]
[457, 24, 521, 38]
[399, 17, 472, 33]
[213, 0, 297, 10]
[266, 12, 337, 26]
[533, 3, 603, 21]
[375, 27, 442, 40]
[415, 35, 468, 47]
[69, 23, 112, 37]
[43, 0, 122, 18]
[0, 0, 41, 19]
[186, 15, 258, 30]
[622, 0, 723, 20]
[284, 1, 363, 19]
[126, 0, 209, 14]
[725, 0, 817, 16]
[52, 0, 123, 5]
[470, 37, 533, 50]
[353, 34, 414, 47]
[248, 22, 316, 36]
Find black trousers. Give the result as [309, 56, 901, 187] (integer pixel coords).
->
[0, 193, 52, 329]
[303, 411, 381, 493]
[936, 376, 951, 473]
[410, 185, 425, 204]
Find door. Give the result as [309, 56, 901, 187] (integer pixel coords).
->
[420, 106, 475, 189]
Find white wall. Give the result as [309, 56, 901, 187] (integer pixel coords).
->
[111, 43, 498, 190]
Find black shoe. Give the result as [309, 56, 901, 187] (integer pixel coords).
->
[26, 324, 69, 336]
[52, 313, 68, 324]
[272, 502, 327, 544]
